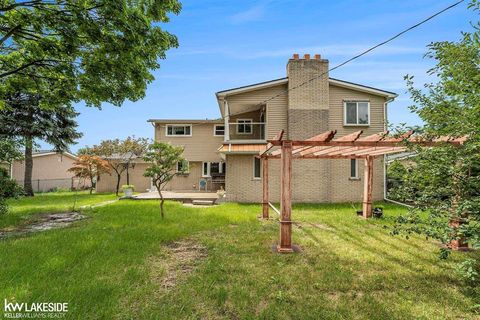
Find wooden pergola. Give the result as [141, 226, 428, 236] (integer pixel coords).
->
[259, 130, 466, 253]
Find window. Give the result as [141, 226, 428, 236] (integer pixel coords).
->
[210, 162, 220, 174]
[202, 162, 224, 177]
[350, 159, 358, 179]
[344, 102, 370, 125]
[237, 119, 252, 134]
[176, 160, 189, 173]
[214, 124, 225, 136]
[202, 162, 210, 177]
[253, 157, 261, 179]
[166, 124, 192, 136]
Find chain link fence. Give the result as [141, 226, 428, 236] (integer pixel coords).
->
[16, 178, 92, 193]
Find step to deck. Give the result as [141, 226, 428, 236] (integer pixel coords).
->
[192, 200, 215, 206]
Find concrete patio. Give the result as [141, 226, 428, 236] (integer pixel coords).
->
[132, 191, 219, 203]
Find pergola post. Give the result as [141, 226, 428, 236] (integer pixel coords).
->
[278, 140, 293, 253]
[362, 156, 374, 218]
[262, 157, 269, 219]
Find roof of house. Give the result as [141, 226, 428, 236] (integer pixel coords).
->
[32, 150, 77, 159]
[147, 119, 223, 124]
[215, 77, 398, 99]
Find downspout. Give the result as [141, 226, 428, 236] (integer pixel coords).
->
[383, 97, 412, 207]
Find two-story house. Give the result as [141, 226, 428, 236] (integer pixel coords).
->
[99, 54, 397, 203]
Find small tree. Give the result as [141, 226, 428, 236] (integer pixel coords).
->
[68, 155, 111, 194]
[143, 142, 185, 218]
[392, 1, 480, 283]
[89, 137, 149, 196]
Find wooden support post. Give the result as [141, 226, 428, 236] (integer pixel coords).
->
[262, 157, 269, 219]
[362, 156, 374, 218]
[278, 140, 293, 253]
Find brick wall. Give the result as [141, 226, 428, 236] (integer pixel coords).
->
[287, 54, 329, 140]
[225, 154, 384, 203]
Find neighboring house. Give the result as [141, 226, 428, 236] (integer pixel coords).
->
[96, 154, 152, 193]
[7, 150, 84, 192]
[386, 151, 417, 164]
[101, 54, 398, 203]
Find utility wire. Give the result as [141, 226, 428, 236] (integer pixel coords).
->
[223, 0, 465, 118]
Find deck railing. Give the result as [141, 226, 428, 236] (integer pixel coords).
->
[226, 122, 266, 141]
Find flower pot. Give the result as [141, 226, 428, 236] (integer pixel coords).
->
[124, 188, 133, 198]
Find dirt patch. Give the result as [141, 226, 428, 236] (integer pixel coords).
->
[0, 212, 86, 239]
[148, 240, 208, 291]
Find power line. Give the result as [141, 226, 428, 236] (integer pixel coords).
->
[223, 0, 465, 118]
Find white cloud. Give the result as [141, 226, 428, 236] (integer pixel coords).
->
[230, 4, 266, 24]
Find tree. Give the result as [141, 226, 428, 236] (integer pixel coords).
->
[143, 142, 185, 218]
[0, 136, 23, 215]
[0, 93, 82, 196]
[0, 0, 182, 108]
[392, 1, 480, 280]
[68, 155, 110, 194]
[0, 136, 23, 164]
[86, 137, 150, 196]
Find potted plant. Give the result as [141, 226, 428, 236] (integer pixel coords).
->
[216, 186, 226, 203]
[122, 184, 135, 198]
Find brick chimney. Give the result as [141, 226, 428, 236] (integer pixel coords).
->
[287, 54, 329, 140]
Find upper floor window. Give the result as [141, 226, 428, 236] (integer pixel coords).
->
[166, 124, 192, 136]
[237, 119, 253, 134]
[344, 101, 370, 126]
[214, 124, 225, 136]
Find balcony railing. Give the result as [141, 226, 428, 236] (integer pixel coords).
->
[226, 122, 266, 141]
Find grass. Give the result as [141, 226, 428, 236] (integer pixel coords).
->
[1, 193, 479, 319]
[2, 191, 117, 229]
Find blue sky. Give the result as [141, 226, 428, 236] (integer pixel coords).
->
[65, 0, 475, 152]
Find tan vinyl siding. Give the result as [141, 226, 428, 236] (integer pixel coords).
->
[163, 161, 222, 192]
[96, 163, 151, 193]
[11, 154, 77, 181]
[155, 123, 224, 162]
[329, 84, 386, 136]
[225, 84, 288, 139]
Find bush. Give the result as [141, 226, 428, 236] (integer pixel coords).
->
[0, 167, 24, 198]
[0, 198, 7, 215]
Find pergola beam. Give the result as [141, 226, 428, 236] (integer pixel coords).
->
[262, 157, 269, 219]
[270, 130, 336, 156]
[278, 140, 293, 253]
[261, 130, 284, 156]
[362, 156, 374, 218]
[258, 130, 467, 253]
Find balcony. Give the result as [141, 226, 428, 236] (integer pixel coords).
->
[225, 122, 266, 142]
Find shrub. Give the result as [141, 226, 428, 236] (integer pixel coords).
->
[0, 167, 24, 198]
[0, 198, 7, 215]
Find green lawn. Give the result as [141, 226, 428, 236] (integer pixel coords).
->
[2, 191, 117, 229]
[1, 193, 479, 319]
